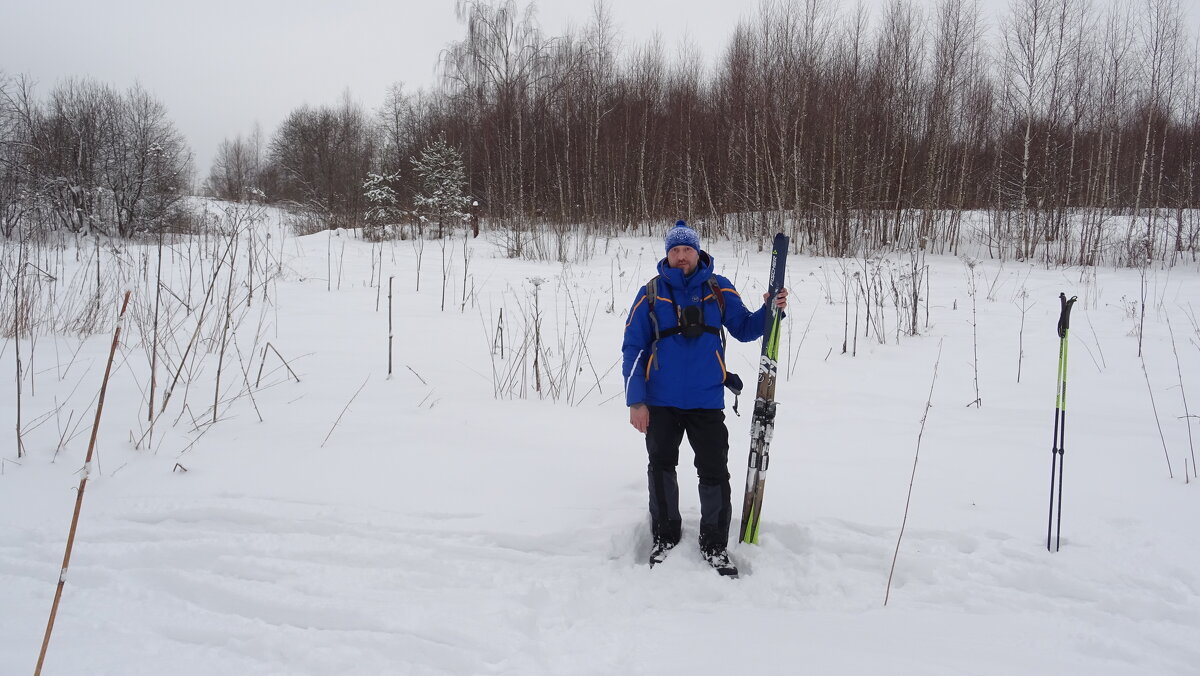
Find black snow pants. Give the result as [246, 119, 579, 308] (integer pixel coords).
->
[645, 406, 732, 554]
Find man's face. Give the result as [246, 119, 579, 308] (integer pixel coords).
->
[667, 245, 699, 276]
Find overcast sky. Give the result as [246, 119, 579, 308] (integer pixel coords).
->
[3, 0, 1158, 180]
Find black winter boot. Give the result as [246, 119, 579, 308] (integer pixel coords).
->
[649, 540, 675, 567]
[703, 547, 739, 578]
[699, 526, 737, 577]
[649, 519, 680, 567]
[698, 526, 727, 557]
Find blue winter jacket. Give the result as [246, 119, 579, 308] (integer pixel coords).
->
[622, 252, 770, 410]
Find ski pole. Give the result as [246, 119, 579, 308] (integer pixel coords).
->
[1046, 292, 1076, 553]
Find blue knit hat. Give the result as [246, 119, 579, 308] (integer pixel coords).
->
[664, 220, 700, 253]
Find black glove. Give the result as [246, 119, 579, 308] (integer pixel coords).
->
[723, 372, 743, 396]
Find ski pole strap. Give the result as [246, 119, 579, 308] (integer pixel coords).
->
[1057, 293, 1077, 338]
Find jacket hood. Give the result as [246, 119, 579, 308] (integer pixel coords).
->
[656, 251, 715, 292]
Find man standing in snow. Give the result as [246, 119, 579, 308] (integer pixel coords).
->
[622, 221, 788, 576]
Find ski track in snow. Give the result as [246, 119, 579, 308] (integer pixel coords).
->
[3, 209, 1200, 674]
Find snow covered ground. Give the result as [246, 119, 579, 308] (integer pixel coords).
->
[2, 209, 1198, 675]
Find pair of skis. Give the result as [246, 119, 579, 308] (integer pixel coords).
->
[739, 233, 789, 545]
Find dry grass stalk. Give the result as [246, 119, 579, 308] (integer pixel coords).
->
[885, 339, 943, 607]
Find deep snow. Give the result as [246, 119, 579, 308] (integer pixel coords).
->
[2, 209, 1198, 675]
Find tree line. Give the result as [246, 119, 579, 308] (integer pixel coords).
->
[0, 76, 192, 238]
[4, 0, 1198, 265]
[240, 0, 1199, 264]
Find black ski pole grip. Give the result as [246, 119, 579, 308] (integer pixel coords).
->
[1057, 293, 1077, 338]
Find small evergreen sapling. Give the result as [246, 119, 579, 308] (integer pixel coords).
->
[411, 136, 472, 240]
[362, 171, 404, 241]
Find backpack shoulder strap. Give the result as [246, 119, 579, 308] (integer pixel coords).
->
[708, 277, 728, 352]
[707, 277, 725, 319]
[645, 276, 662, 341]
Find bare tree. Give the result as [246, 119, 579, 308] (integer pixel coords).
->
[442, 0, 558, 220]
[0, 73, 31, 237]
[2, 78, 190, 237]
[206, 133, 261, 202]
[104, 84, 191, 236]
[1131, 0, 1185, 261]
[267, 91, 376, 230]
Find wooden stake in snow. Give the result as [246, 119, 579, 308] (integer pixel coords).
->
[35, 290, 131, 676]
